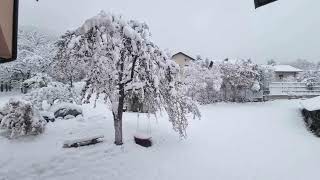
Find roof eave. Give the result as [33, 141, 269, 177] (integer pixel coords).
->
[274, 71, 303, 73]
[172, 52, 195, 61]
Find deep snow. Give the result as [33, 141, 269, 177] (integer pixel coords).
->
[1, 93, 320, 180]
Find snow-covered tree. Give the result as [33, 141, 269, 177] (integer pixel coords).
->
[195, 55, 202, 61]
[258, 65, 274, 92]
[288, 59, 317, 71]
[220, 60, 260, 102]
[183, 61, 222, 104]
[0, 99, 46, 138]
[267, 59, 277, 66]
[53, 31, 87, 87]
[0, 26, 57, 81]
[0, 63, 14, 81]
[60, 12, 200, 145]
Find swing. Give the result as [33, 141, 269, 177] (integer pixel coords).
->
[134, 114, 152, 147]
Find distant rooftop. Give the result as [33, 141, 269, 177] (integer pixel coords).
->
[273, 65, 303, 73]
[172, 52, 195, 61]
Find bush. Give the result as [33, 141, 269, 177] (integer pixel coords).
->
[51, 102, 82, 119]
[301, 109, 320, 136]
[23, 73, 53, 89]
[24, 81, 81, 110]
[0, 99, 47, 138]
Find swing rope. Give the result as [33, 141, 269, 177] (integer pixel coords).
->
[136, 112, 152, 136]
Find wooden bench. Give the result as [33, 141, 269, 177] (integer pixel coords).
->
[63, 135, 104, 148]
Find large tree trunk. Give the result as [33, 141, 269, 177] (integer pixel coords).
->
[232, 86, 236, 102]
[114, 115, 123, 145]
[113, 50, 134, 145]
[114, 84, 125, 145]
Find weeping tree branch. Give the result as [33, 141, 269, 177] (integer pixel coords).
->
[123, 55, 139, 85]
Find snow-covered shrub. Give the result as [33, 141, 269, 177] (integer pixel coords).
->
[40, 111, 55, 122]
[295, 71, 320, 90]
[251, 80, 261, 92]
[258, 65, 274, 93]
[298, 70, 320, 83]
[23, 73, 53, 89]
[24, 81, 80, 110]
[0, 99, 46, 138]
[51, 102, 82, 119]
[301, 108, 320, 137]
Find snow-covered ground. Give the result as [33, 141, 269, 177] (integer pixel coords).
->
[1, 93, 320, 180]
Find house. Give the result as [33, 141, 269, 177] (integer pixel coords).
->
[172, 52, 195, 67]
[273, 65, 303, 81]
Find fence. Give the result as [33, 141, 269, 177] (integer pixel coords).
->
[268, 82, 320, 98]
[0, 80, 23, 93]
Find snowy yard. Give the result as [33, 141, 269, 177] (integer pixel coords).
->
[1, 1, 320, 180]
[1, 93, 319, 180]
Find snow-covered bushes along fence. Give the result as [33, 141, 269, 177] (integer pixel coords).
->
[182, 59, 264, 104]
[22, 74, 83, 111]
[23, 73, 53, 90]
[24, 81, 82, 110]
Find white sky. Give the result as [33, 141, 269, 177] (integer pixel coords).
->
[20, 0, 320, 63]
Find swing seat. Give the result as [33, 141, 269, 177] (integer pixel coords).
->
[134, 133, 152, 148]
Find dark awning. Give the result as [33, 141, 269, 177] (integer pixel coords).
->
[255, 0, 278, 8]
[0, 0, 19, 63]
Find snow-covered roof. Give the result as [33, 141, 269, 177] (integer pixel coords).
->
[172, 52, 195, 61]
[273, 65, 303, 73]
[300, 96, 320, 111]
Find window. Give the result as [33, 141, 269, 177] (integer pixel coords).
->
[185, 59, 189, 66]
[279, 74, 284, 80]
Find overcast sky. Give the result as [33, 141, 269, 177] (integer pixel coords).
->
[20, 0, 320, 63]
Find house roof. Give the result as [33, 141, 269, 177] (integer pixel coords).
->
[273, 65, 303, 73]
[172, 52, 195, 61]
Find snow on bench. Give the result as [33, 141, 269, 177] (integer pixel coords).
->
[300, 96, 320, 111]
[63, 135, 104, 148]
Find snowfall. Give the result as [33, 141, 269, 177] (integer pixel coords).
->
[1, 92, 320, 180]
